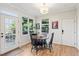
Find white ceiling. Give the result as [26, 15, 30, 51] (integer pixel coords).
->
[0, 3, 78, 17]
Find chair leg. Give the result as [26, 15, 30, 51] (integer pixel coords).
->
[49, 46, 51, 53]
[36, 49, 38, 55]
[31, 46, 33, 52]
[44, 44, 45, 48]
[50, 49, 51, 52]
[49, 45, 52, 53]
[36, 46, 38, 55]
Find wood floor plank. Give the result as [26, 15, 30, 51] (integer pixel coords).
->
[2, 43, 79, 56]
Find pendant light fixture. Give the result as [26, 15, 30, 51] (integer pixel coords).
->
[39, 3, 48, 14]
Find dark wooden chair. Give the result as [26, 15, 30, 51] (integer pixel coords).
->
[30, 34, 42, 54]
[30, 34, 37, 52]
[47, 33, 54, 52]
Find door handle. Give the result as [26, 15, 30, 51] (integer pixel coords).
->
[62, 29, 64, 34]
[1, 36, 3, 37]
[1, 33, 3, 34]
[1, 33, 3, 37]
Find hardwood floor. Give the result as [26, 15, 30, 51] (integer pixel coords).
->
[2, 43, 79, 56]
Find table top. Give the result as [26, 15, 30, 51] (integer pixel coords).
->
[37, 35, 47, 40]
[31, 34, 48, 40]
[37, 37, 47, 40]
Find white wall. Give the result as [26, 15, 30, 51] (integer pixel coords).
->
[76, 4, 79, 49]
[36, 9, 77, 45]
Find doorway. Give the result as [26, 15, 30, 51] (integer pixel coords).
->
[61, 19, 76, 47]
[0, 15, 18, 54]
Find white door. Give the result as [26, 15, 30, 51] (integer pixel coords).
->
[0, 15, 18, 54]
[62, 19, 76, 47]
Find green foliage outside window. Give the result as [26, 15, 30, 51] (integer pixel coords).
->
[29, 19, 33, 30]
[22, 17, 28, 34]
[9, 21, 16, 34]
[29, 19, 34, 34]
[42, 19, 49, 33]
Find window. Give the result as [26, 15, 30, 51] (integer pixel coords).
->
[22, 17, 28, 34]
[41, 19, 49, 33]
[29, 19, 34, 34]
